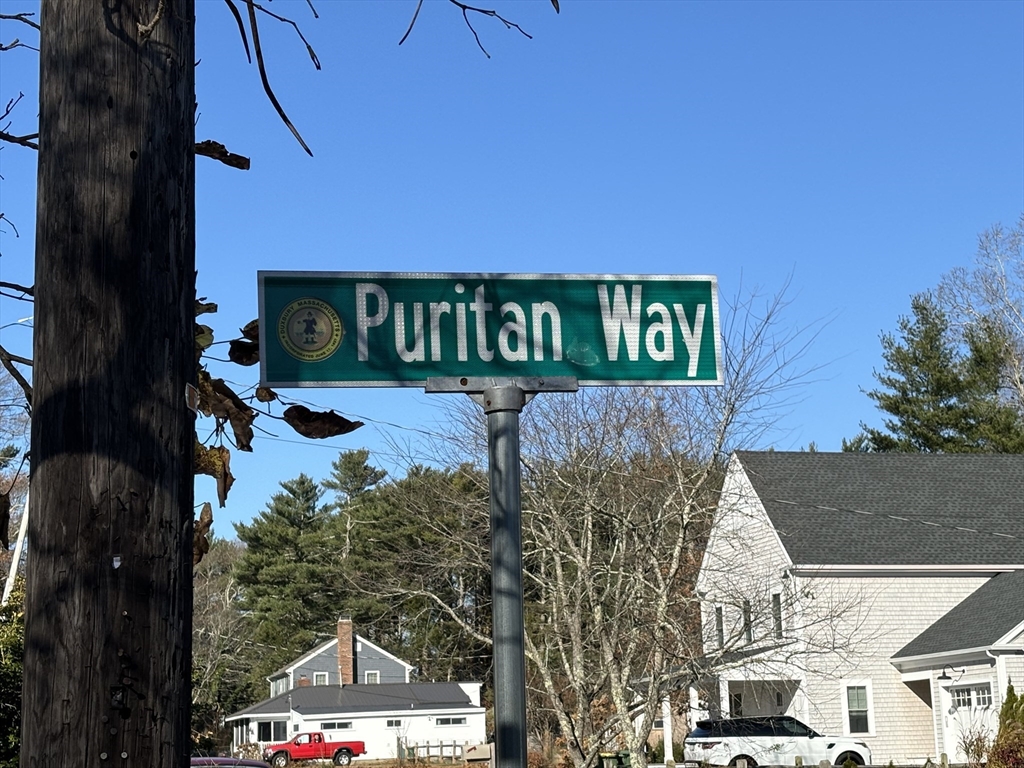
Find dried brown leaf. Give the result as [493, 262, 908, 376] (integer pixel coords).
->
[282, 404, 363, 439]
[240, 319, 259, 341]
[197, 372, 256, 451]
[194, 440, 236, 507]
[195, 299, 218, 316]
[228, 339, 259, 366]
[215, 446, 235, 505]
[193, 502, 214, 565]
[255, 386, 277, 403]
[195, 323, 215, 352]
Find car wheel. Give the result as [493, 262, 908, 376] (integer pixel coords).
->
[729, 756, 757, 768]
[334, 750, 353, 766]
[834, 753, 864, 766]
[272, 752, 290, 768]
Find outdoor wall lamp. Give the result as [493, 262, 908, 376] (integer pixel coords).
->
[937, 664, 965, 682]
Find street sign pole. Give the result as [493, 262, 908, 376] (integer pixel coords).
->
[426, 377, 578, 768]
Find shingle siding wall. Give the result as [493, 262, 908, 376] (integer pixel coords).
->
[700, 464, 791, 658]
[1005, 655, 1024, 693]
[356, 641, 408, 684]
[802, 576, 988, 763]
[294, 646, 340, 686]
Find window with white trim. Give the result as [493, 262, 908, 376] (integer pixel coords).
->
[365, 670, 380, 684]
[387, 719, 402, 728]
[951, 687, 972, 709]
[321, 722, 353, 730]
[742, 600, 752, 643]
[313, 672, 328, 686]
[436, 717, 467, 726]
[975, 684, 992, 707]
[715, 607, 724, 648]
[840, 680, 874, 736]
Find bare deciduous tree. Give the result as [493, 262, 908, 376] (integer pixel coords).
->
[938, 214, 1024, 412]
[367, 284, 846, 768]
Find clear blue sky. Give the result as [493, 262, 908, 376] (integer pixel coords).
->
[1, 0, 1022, 536]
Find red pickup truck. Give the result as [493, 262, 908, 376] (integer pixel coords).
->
[263, 732, 366, 767]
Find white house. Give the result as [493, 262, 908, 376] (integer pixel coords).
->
[227, 618, 486, 759]
[691, 451, 1024, 764]
[226, 681, 487, 760]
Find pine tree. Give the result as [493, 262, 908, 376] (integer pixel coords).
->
[989, 683, 1024, 768]
[234, 474, 339, 685]
[845, 293, 1024, 453]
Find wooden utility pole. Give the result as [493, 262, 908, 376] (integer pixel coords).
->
[22, 1, 196, 765]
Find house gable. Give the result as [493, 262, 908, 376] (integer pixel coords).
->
[354, 635, 414, 684]
[697, 456, 794, 659]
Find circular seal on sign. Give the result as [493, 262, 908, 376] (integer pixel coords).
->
[277, 297, 344, 363]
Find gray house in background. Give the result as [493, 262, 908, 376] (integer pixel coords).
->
[268, 617, 414, 698]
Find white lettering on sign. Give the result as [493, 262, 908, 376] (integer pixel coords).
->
[598, 284, 643, 361]
[597, 284, 705, 371]
[674, 303, 705, 377]
[357, 283, 570, 366]
[395, 301, 425, 362]
[470, 285, 494, 362]
[531, 302, 562, 362]
[356, 283, 389, 361]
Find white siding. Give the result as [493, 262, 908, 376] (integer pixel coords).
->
[292, 707, 487, 761]
[699, 461, 794, 674]
[800, 575, 988, 763]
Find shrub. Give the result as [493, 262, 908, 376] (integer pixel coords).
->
[990, 684, 1024, 768]
[647, 738, 685, 763]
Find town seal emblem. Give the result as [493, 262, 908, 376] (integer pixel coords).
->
[277, 297, 344, 362]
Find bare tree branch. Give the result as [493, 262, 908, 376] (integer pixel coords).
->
[0, 12, 40, 31]
[245, 0, 321, 70]
[1, 38, 38, 53]
[0, 281, 33, 297]
[223, 0, 252, 63]
[0, 130, 38, 150]
[1, 92, 26, 123]
[398, 0, 425, 47]
[0, 214, 22, 239]
[0, 344, 31, 407]
[243, 0, 314, 156]
[449, 0, 533, 59]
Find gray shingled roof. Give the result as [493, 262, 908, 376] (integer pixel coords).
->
[893, 569, 1024, 658]
[734, 452, 1024, 566]
[227, 682, 477, 720]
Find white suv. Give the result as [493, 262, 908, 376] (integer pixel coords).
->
[683, 716, 871, 767]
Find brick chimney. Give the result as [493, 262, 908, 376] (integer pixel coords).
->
[296, 674, 311, 687]
[337, 615, 354, 686]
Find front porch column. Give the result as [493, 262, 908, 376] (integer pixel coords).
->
[662, 696, 675, 768]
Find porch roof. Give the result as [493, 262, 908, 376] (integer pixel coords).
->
[892, 569, 1024, 660]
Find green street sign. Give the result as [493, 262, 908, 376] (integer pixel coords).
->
[259, 272, 721, 387]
